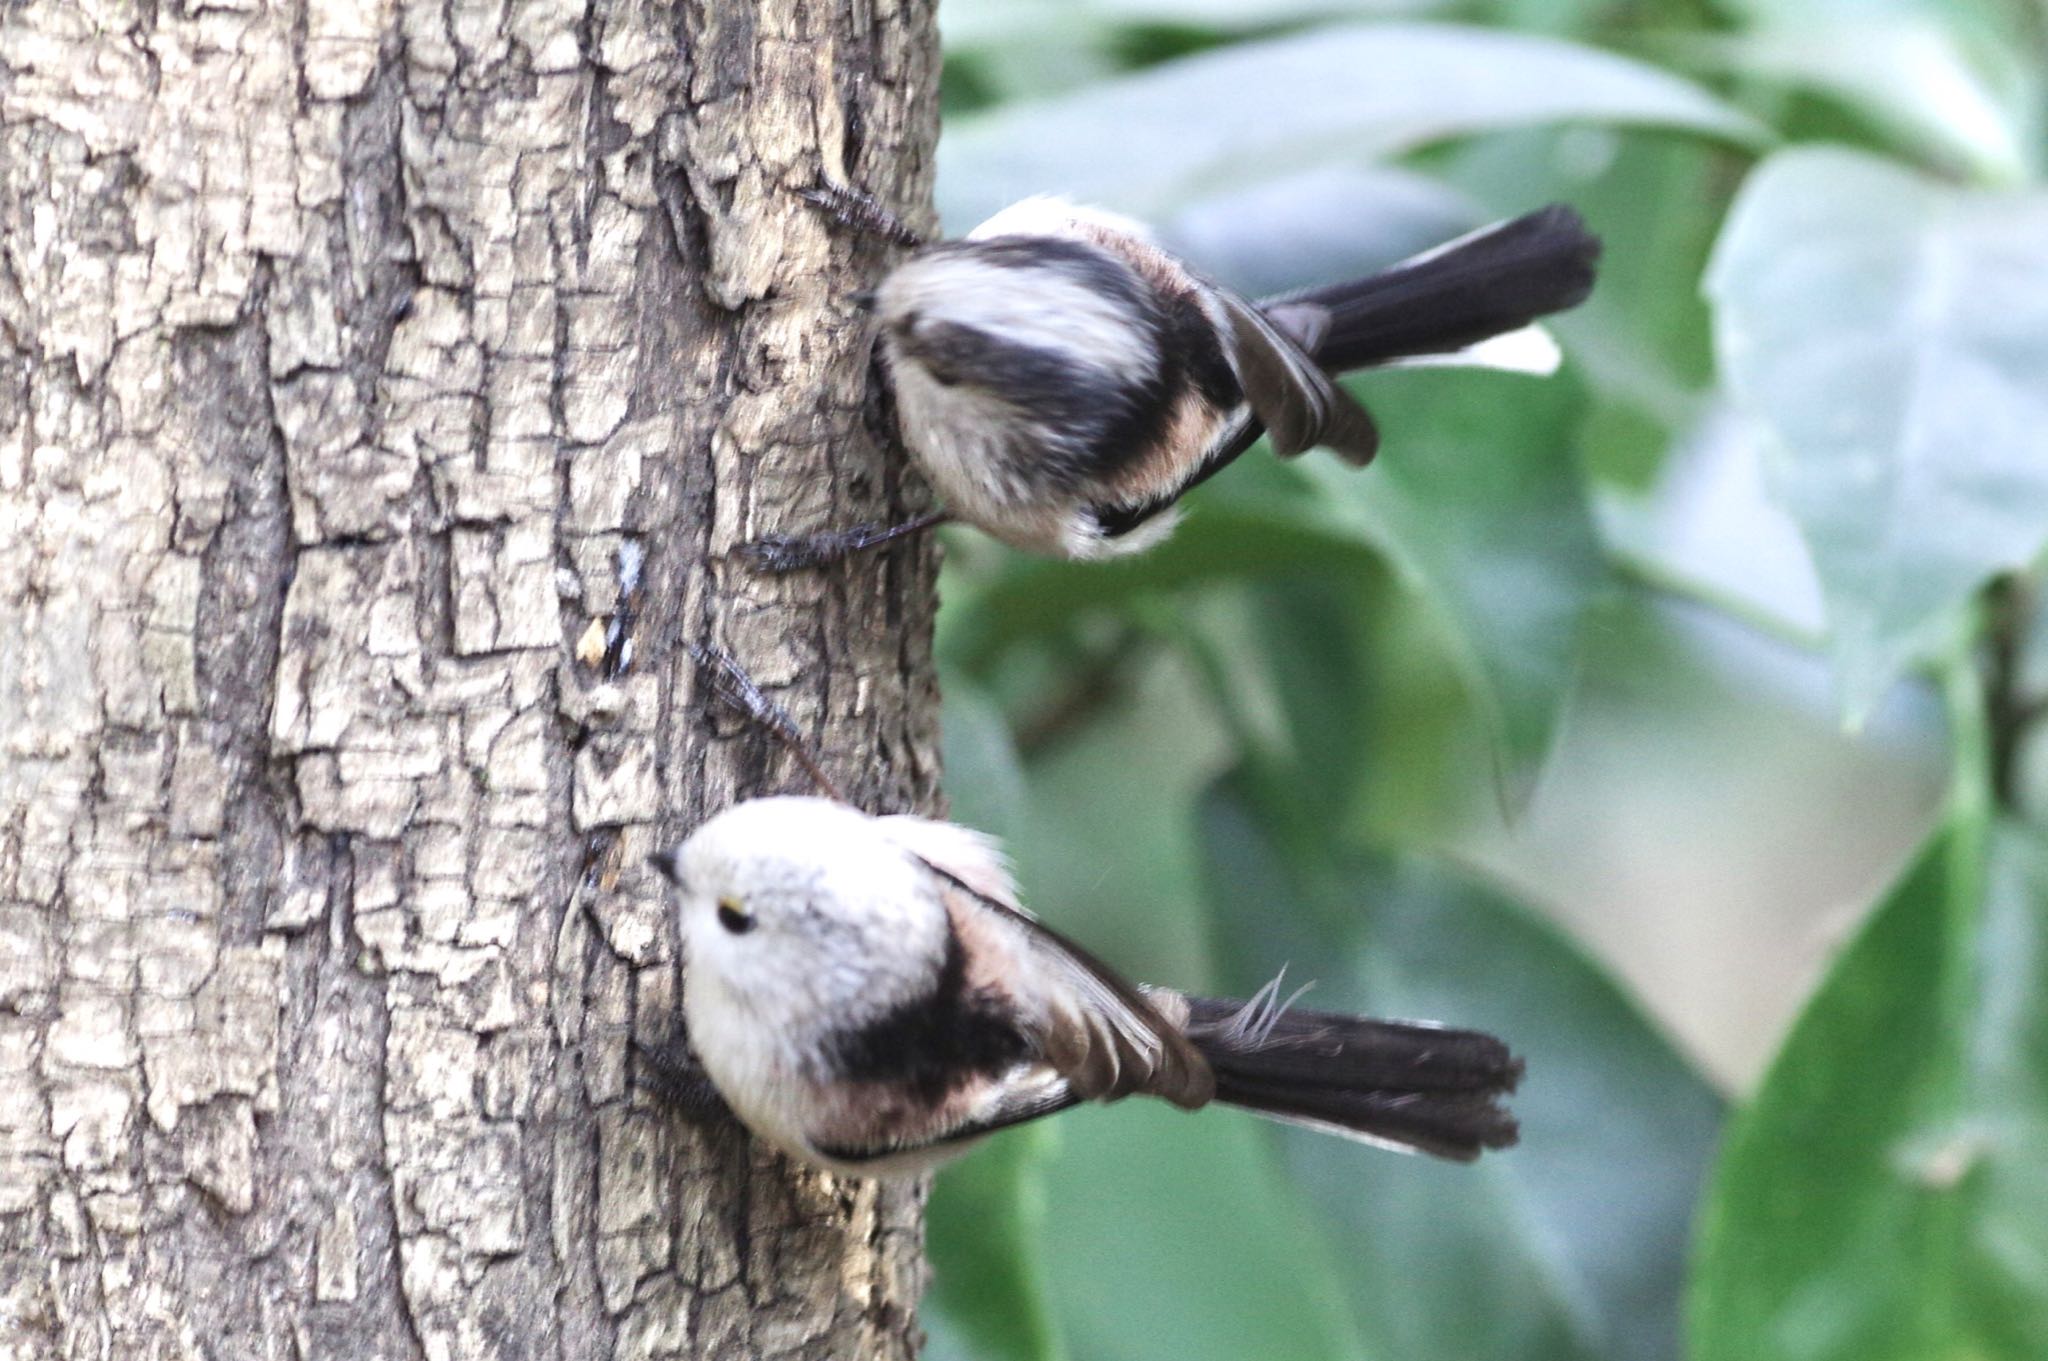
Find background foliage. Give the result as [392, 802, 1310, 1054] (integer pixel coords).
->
[913, 2, 2048, 1359]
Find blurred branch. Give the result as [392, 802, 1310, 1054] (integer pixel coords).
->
[1012, 628, 1154, 758]
[1984, 573, 2044, 811]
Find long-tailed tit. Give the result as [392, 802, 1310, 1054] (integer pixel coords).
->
[746, 189, 1599, 568]
[645, 795, 1521, 1176]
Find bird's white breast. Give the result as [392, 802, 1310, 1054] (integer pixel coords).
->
[878, 347, 1070, 553]
[682, 963, 820, 1160]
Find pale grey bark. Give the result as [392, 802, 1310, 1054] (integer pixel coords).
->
[0, 0, 942, 1355]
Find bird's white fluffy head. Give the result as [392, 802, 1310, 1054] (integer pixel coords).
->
[668, 797, 950, 1030]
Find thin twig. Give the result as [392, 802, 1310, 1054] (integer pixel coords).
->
[1011, 628, 1153, 757]
[1983, 574, 2040, 812]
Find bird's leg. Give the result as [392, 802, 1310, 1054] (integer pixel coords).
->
[737, 347, 939, 573]
[737, 511, 948, 575]
[687, 642, 847, 802]
[797, 181, 927, 249]
[633, 1033, 737, 1125]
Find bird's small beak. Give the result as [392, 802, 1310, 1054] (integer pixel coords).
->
[646, 849, 682, 885]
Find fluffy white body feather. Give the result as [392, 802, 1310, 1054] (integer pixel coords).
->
[874, 200, 1198, 557]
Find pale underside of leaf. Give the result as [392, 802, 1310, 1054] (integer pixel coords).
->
[1707, 147, 2048, 722]
[939, 22, 1768, 226]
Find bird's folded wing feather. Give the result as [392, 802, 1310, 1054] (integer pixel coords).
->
[1216, 290, 1379, 465]
[874, 814, 1214, 1109]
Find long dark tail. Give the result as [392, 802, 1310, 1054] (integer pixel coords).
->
[1273, 205, 1600, 374]
[1183, 990, 1523, 1162]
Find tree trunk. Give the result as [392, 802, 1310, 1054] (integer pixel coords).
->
[0, 0, 942, 1354]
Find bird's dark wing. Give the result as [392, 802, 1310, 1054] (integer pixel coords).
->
[1213, 289, 1379, 466]
[875, 815, 1215, 1109]
[1087, 409, 1263, 539]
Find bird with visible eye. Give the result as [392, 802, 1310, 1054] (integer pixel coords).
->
[743, 187, 1601, 570]
[645, 795, 1523, 1178]
[715, 898, 756, 935]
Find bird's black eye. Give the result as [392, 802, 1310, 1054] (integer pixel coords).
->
[716, 898, 756, 935]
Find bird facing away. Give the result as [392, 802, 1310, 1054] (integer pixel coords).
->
[745, 193, 1600, 568]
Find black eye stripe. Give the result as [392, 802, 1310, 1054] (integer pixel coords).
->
[717, 902, 756, 935]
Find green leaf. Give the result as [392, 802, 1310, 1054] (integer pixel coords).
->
[938, 473, 1367, 674]
[939, 678, 1033, 839]
[1427, 129, 1732, 475]
[1685, 19, 2030, 184]
[925, 1125, 1069, 1361]
[1239, 575, 1382, 827]
[938, 22, 1769, 225]
[1156, 165, 1482, 298]
[1303, 370, 1608, 784]
[1705, 147, 2048, 721]
[1198, 788, 1726, 1361]
[1036, 1103, 1368, 1361]
[1689, 820, 2048, 1361]
[992, 642, 1238, 985]
[925, 682, 1064, 1361]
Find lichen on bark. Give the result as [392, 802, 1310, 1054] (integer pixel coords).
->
[0, 0, 943, 1354]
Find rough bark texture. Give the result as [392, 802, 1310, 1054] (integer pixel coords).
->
[0, 0, 942, 1355]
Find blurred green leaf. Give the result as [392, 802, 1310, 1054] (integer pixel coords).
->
[940, 679, 1034, 837]
[1688, 820, 2048, 1361]
[940, 0, 1455, 110]
[1684, 18, 2031, 184]
[938, 22, 1770, 224]
[931, 665, 1244, 1361]
[926, 1124, 1069, 1361]
[1037, 1102, 1369, 1361]
[1705, 147, 2048, 720]
[1348, 571, 1499, 844]
[1199, 787, 1726, 1361]
[1241, 575, 1381, 829]
[943, 0, 1441, 55]
[944, 369, 1603, 792]
[1083, 0, 1445, 28]
[939, 470, 1363, 674]
[1701, 0, 2044, 181]
[1158, 165, 1482, 298]
[939, 658, 1363, 1361]
[943, 36, 1124, 115]
[997, 644, 1237, 985]
[1428, 128, 1733, 481]
[1303, 370, 1607, 785]
[926, 684, 1067, 1361]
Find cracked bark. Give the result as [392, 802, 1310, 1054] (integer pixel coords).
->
[1, 0, 942, 1355]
